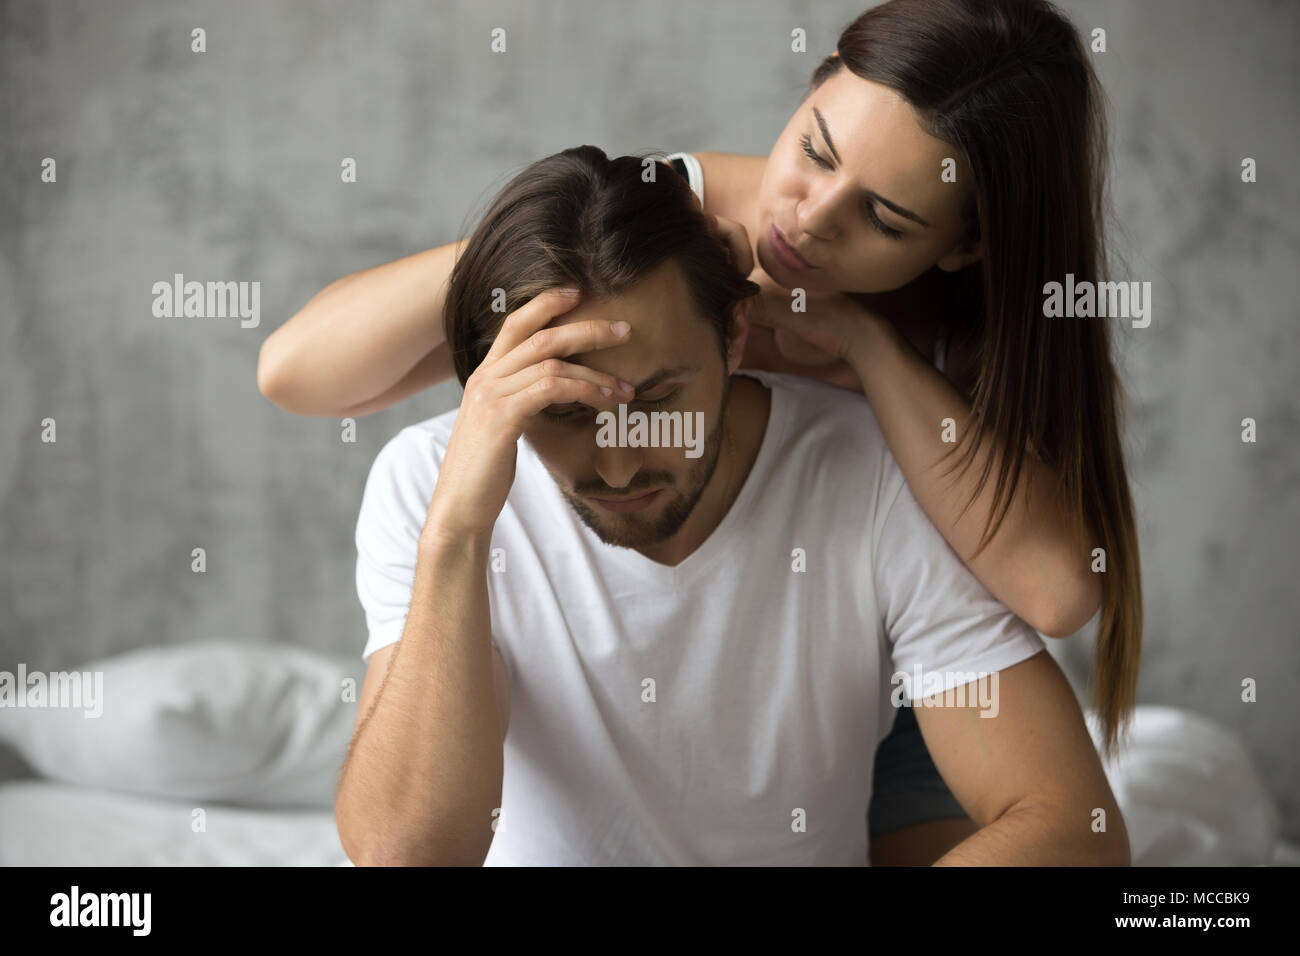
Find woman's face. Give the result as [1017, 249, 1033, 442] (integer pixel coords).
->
[756, 68, 979, 295]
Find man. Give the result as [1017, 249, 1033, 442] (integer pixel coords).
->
[335, 146, 1128, 866]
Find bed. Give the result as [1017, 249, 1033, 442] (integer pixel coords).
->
[1, 641, 1295, 866]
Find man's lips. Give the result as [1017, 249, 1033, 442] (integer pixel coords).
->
[587, 489, 664, 513]
[769, 223, 816, 271]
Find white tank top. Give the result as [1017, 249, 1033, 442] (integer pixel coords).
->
[662, 151, 704, 207]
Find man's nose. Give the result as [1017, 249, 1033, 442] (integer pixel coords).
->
[592, 442, 643, 490]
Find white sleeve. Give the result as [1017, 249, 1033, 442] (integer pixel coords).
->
[663, 151, 704, 206]
[354, 428, 442, 662]
[871, 467, 1046, 700]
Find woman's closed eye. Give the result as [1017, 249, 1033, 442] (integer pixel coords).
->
[799, 133, 905, 242]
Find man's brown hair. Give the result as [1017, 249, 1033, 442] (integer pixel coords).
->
[444, 145, 759, 385]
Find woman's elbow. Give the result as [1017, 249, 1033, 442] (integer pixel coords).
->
[1027, 571, 1103, 639]
[257, 334, 292, 402]
[257, 336, 327, 416]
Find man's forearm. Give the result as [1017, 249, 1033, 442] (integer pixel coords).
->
[932, 800, 1130, 866]
[336, 531, 502, 866]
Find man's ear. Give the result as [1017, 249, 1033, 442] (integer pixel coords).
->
[725, 297, 753, 374]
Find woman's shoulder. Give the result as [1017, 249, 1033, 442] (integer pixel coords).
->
[691, 151, 766, 221]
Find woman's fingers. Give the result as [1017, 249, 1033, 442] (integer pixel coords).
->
[482, 287, 584, 366]
[707, 214, 755, 277]
[774, 326, 841, 366]
[755, 291, 853, 361]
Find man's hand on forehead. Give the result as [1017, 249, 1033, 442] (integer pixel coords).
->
[537, 308, 639, 395]
[422, 287, 636, 540]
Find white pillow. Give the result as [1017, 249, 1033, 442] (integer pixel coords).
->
[0, 641, 364, 809]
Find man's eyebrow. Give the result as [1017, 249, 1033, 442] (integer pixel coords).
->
[812, 106, 933, 229]
[631, 366, 697, 394]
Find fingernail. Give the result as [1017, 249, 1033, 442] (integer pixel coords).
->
[619, 380, 634, 393]
[557, 286, 580, 297]
[600, 386, 612, 397]
[610, 321, 630, 337]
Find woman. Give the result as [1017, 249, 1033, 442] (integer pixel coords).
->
[259, 0, 1142, 865]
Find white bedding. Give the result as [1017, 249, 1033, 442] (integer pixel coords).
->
[1, 704, 1295, 866]
[1085, 705, 1298, 866]
[0, 779, 349, 866]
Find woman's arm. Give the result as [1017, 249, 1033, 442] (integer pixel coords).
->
[257, 240, 466, 417]
[752, 295, 1101, 637]
[687, 154, 1099, 635]
[850, 312, 1101, 637]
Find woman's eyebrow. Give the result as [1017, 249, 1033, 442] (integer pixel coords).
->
[813, 106, 934, 229]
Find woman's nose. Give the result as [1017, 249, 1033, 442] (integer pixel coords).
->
[796, 187, 841, 242]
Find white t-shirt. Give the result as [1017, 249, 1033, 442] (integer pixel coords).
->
[355, 369, 1045, 865]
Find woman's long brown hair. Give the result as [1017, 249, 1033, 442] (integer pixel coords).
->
[814, 0, 1142, 756]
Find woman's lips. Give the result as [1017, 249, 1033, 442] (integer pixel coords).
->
[589, 489, 663, 513]
[769, 224, 815, 271]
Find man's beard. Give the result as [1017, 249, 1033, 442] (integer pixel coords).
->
[557, 380, 729, 550]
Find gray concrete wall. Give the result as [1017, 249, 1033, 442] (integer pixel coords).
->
[2, 0, 1297, 835]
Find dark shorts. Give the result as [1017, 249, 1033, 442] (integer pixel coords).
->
[867, 706, 967, 836]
